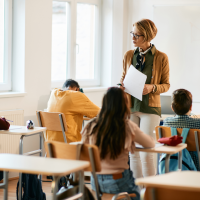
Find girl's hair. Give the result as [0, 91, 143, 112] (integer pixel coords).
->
[133, 19, 157, 42]
[85, 87, 130, 160]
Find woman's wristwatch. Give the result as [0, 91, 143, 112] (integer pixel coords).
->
[152, 84, 157, 93]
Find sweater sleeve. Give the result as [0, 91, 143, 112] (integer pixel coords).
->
[155, 53, 170, 94]
[120, 50, 134, 83]
[72, 92, 100, 118]
[128, 120, 155, 148]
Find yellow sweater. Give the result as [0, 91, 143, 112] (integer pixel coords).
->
[46, 89, 100, 143]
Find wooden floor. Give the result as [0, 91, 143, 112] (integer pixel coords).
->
[0, 179, 52, 200]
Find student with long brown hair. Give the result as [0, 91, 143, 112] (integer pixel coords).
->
[82, 87, 155, 200]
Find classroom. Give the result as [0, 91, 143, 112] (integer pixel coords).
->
[0, 0, 200, 199]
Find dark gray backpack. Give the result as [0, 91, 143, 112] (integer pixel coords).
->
[16, 174, 46, 200]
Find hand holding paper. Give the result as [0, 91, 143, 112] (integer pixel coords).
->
[123, 65, 147, 101]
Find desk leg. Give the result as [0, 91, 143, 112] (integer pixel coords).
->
[178, 151, 182, 170]
[52, 176, 59, 200]
[79, 170, 84, 200]
[165, 154, 170, 173]
[19, 135, 24, 200]
[157, 153, 160, 175]
[39, 132, 43, 180]
[3, 171, 8, 200]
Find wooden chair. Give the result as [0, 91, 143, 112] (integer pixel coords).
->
[140, 186, 200, 200]
[45, 141, 136, 200]
[155, 126, 200, 171]
[36, 111, 68, 143]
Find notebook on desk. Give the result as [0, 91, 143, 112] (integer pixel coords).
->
[136, 143, 164, 149]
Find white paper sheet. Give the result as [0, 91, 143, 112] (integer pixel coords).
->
[136, 143, 164, 149]
[123, 65, 147, 101]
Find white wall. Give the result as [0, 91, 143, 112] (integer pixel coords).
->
[101, 0, 130, 87]
[127, 0, 200, 114]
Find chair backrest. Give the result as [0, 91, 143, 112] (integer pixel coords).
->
[155, 126, 200, 151]
[143, 187, 200, 200]
[37, 111, 68, 132]
[36, 111, 68, 143]
[44, 141, 101, 172]
[45, 141, 136, 200]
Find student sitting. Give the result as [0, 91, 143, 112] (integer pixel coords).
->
[163, 89, 200, 170]
[82, 87, 155, 200]
[163, 89, 200, 128]
[47, 79, 100, 143]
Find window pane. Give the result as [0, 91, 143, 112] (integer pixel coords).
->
[76, 4, 96, 79]
[51, 2, 68, 81]
[0, 0, 4, 83]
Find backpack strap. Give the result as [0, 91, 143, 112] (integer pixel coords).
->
[181, 128, 190, 143]
[171, 127, 177, 136]
[171, 127, 190, 143]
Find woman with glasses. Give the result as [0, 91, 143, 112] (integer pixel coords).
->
[120, 19, 170, 178]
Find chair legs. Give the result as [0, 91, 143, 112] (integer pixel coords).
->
[0, 171, 9, 200]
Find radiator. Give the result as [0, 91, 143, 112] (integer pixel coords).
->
[0, 109, 24, 154]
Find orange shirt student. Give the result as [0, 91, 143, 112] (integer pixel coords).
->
[46, 79, 100, 143]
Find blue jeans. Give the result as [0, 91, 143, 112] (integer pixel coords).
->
[91, 169, 140, 200]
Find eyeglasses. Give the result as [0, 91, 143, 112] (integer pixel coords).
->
[130, 31, 144, 39]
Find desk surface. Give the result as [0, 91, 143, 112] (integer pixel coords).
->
[0, 125, 46, 135]
[0, 154, 89, 176]
[136, 171, 200, 192]
[135, 143, 187, 154]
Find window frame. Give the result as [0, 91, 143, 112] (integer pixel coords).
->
[51, 0, 101, 88]
[0, 0, 12, 91]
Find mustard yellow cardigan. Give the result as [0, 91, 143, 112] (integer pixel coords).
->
[120, 49, 170, 108]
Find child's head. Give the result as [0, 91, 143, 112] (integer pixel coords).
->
[172, 89, 192, 115]
[62, 79, 80, 91]
[100, 87, 130, 119]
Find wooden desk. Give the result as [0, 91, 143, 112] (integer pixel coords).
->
[0, 154, 89, 200]
[0, 125, 46, 200]
[0, 125, 46, 155]
[135, 143, 187, 173]
[136, 171, 200, 191]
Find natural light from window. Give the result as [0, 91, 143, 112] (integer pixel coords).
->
[0, 0, 4, 83]
[76, 4, 95, 79]
[51, 1, 68, 81]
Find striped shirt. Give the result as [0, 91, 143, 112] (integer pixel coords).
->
[163, 115, 200, 129]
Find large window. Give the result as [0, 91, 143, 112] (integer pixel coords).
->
[0, 0, 12, 91]
[51, 0, 101, 88]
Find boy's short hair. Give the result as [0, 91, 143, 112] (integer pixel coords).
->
[172, 89, 192, 115]
[62, 79, 80, 89]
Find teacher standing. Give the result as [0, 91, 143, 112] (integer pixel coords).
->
[120, 19, 170, 178]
